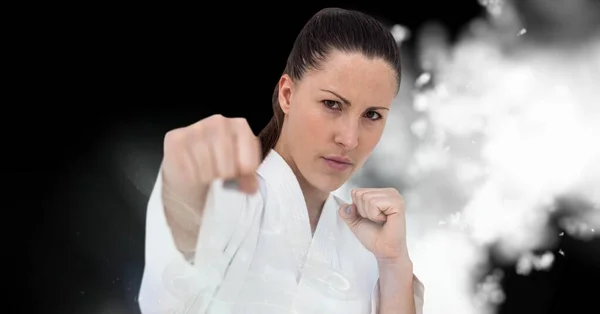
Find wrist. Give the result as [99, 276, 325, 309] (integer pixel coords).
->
[377, 255, 413, 273]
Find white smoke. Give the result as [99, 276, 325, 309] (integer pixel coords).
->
[343, 1, 600, 313]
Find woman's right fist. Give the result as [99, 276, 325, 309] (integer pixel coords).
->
[161, 114, 262, 207]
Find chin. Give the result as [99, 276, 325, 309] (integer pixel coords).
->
[308, 172, 348, 193]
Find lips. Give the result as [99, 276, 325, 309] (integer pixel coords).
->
[323, 155, 353, 164]
[322, 156, 353, 171]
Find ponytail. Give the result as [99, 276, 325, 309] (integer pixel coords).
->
[257, 84, 285, 160]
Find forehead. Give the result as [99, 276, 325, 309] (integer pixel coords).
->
[300, 50, 398, 106]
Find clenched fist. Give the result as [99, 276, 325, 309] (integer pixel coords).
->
[160, 114, 262, 253]
[339, 188, 409, 262]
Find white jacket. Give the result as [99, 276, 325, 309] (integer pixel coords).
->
[138, 149, 424, 313]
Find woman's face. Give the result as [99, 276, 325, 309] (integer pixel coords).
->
[276, 49, 398, 192]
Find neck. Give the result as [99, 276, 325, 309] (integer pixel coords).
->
[274, 140, 328, 230]
[297, 175, 329, 223]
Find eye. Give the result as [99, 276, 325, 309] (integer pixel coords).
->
[322, 100, 341, 110]
[364, 110, 383, 121]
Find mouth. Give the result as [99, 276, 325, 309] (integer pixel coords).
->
[322, 157, 353, 171]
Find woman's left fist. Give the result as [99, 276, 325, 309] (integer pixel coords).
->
[339, 188, 409, 261]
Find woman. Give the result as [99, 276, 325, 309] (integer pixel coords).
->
[139, 7, 424, 314]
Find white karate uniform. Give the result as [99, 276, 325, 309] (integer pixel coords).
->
[138, 149, 424, 313]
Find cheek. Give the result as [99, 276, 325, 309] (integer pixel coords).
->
[364, 127, 384, 147]
[289, 103, 328, 142]
[357, 126, 384, 156]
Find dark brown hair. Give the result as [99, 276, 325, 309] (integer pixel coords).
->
[258, 7, 402, 158]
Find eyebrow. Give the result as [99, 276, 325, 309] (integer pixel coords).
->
[320, 89, 390, 111]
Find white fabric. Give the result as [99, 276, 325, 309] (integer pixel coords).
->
[139, 149, 424, 313]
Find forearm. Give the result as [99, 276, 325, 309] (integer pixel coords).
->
[377, 257, 416, 314]
[162, 181, 208, 257]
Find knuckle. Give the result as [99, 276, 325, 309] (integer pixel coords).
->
[356, 190, 366, 199]
[204, 114, 226, 128]
[366, 195, 375, 204]
[238, 155, 256, 173]
[232, 117, 249, 127]
[209, 113, 225, 121]
[164, 128, 187, 150]
[238, 164, 253, 175]
[235, 119, 255, 137]
[208, 119, 234, 139]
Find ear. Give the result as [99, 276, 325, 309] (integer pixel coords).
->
[277, 74, 294, 114]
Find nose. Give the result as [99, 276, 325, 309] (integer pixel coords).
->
[334, 120, 359, 150]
